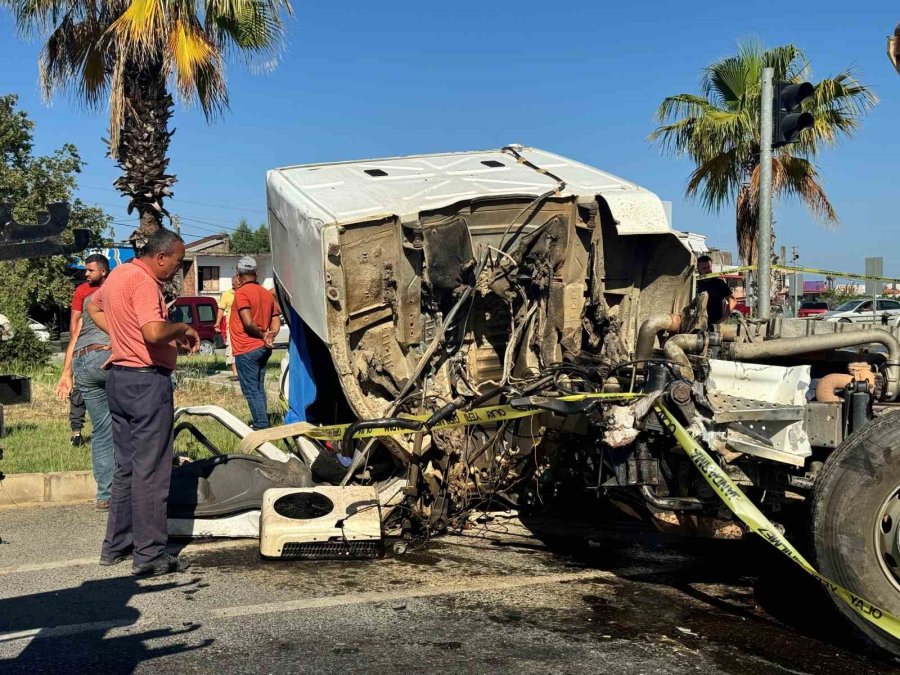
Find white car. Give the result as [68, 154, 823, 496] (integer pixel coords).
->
[27, 318, 51, 342]
[823, 299, 900, 325]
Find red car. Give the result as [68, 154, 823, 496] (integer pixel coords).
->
[170, 296, 224, 355]
[798, 301, 828, 319]
[732, 300, 751, 317]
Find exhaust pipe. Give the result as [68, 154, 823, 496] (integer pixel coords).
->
[636, 314, 682, 364]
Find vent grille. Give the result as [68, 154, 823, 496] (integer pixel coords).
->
[280, 540, 384, 560]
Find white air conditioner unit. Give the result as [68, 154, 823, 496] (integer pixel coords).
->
[260, 486, 383, 559]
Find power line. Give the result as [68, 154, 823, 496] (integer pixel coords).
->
[77, 184, 265, 214]
[109, 221, 232, 242]
[93, 200, 242, 232]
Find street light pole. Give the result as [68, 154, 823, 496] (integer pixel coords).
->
[757, 67, 774, 320]
[792, 246, 799, 314]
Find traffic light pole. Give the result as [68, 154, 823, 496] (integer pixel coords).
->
[757, 67, 774, 320]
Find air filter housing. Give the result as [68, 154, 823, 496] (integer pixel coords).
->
[260, 486, 383, 559]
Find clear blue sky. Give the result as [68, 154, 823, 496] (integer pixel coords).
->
[1, 2, 898, 275]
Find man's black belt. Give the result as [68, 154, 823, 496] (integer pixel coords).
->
[110, 364, 173, 376]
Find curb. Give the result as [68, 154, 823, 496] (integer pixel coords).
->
[0, 470, 96, 508]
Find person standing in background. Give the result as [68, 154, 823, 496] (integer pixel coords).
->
[230, 257, 280, 429]
[56, 254, 113, 510]
[87, 230, 199, 575]
[697, 255, 736, 324]
[215, 275, 242, 380]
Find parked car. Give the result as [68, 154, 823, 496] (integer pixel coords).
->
[823, 298, 900, 324]
[27, 318, 50, 342]
[732, 301, 751, 317]
[798, 301, 829, 319]
[170, 296, 223, 355]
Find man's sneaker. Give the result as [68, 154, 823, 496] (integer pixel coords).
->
[99, 552, 130, 566]
[70, 433, 84, 447]
[132, 553, 191, 577]
[96, 499, 110, 511]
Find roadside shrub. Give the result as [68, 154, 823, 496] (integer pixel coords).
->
[0, 320, 52, 372]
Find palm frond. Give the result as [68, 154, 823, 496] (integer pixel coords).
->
[684, 148, 742, 212]
[107, 0, 166, 57]
[789, 70, 877, 156]
[772, 155, 838, 224]
[760, 43, 806, 80]
[702, 53, 754, 109]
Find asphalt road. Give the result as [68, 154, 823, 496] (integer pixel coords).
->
[1, 504, 898, 674]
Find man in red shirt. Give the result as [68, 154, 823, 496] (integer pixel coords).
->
[88, 230, 199, 576]
[55, 254, 114, 510]
[230, 256, 281, 429]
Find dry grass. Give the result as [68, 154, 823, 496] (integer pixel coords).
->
[1, 351, 288, 474]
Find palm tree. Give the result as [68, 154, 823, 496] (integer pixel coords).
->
[649, 42, 876, 263]
[4, 0, 292, 246]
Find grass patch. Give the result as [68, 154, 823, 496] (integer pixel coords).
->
[1, 352, 288, 474]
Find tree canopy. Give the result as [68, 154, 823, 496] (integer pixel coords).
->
[0, 94, 111, 322]
[2, 0, 294, 239]
[227, 219, 270, 254]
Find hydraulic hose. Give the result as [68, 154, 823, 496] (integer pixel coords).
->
[339, 418, 423, 486]
[726, 330, 900, 401]
[640, 485, 705, 512]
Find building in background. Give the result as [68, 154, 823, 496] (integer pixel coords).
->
[181, 234, 273, 298]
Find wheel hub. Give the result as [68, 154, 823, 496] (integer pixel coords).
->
[875, 486, 900, 591]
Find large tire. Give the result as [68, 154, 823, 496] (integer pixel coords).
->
[811, 411, 900, 655]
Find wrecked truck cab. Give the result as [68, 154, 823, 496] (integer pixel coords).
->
[168, 146, 900, 655]
[267, 146, 694, 437]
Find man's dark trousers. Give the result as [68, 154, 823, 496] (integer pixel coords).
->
[102, 368, 174, 566]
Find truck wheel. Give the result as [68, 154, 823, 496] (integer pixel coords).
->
[811, 411, 900, 655]
[198, 340, 215, 356]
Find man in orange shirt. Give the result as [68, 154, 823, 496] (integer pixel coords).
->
[88, 230, 199, 576]
[230, 256, 280, 429]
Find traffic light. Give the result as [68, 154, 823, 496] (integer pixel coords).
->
[773, 81, 815, 148]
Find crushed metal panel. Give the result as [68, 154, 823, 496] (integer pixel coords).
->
[706, 360, 813, 462]
[707, 359, 811, 406]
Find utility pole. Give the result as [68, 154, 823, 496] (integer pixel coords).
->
[792, 246, 800, 314]
[757, 67, 774, 320]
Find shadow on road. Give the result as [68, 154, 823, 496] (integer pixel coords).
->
[512, 512, 897, 672]
[0, 574, 213, 673]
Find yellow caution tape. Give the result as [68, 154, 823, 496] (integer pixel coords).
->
[300, 392, 643, 441]
[654, 402, 900, 641]
[698, 264, 758, 280]
[700, 264, 900, 285]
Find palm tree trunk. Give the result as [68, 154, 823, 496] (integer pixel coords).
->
[735, 183, 757, 264]
[111, 58, 176, 250]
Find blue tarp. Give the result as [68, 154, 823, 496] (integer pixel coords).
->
[284, 305, 317, 424]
